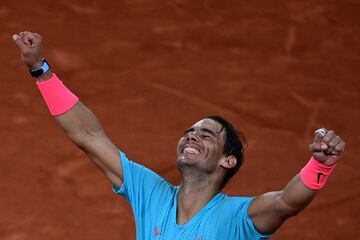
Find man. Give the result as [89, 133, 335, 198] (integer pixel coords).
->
[13, 31, 346, 239]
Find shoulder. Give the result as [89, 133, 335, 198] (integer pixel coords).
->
[213, 194, 255, 214]
[220, 194, 254, 206]
[116, 151, 176, 194]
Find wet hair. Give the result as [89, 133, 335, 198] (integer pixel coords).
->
[206, 115, 247, 189]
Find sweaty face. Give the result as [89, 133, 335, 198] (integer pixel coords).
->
[176, 119, 226, 173]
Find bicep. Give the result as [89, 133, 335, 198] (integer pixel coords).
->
[248, 191, 287, 235]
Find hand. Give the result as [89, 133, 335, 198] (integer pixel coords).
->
[309, 129, 346, 165]
[12, 31, 44, 69]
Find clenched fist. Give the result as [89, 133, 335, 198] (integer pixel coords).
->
[13, 31, 44, 69]
[309, 129, 346, 166]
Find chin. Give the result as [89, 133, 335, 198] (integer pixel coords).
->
[176, 156, 197, 170]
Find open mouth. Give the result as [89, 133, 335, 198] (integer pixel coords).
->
[182, 146, 201, 155]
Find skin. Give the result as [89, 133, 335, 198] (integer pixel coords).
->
[13, 31, 346, 234]
[176, 119, 236, 224]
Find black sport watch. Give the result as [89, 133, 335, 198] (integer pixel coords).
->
[29, 59, 51, 77]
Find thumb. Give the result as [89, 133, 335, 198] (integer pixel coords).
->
[12, 34, 26, 51]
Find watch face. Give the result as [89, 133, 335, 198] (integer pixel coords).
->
[30, 60, 50, 77]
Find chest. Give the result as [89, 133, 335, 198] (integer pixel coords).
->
[147, 208, 233, 240]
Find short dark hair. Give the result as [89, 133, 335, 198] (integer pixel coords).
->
[206, 115, 247, 189]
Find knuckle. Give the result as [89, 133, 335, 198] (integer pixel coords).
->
[334, 145, 342, 151]
[329, 136, 340, 146]
[309, 143, 317, 151]
[327, 130, 335, 135]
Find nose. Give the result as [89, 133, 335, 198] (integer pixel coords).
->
[186, 131, 199, 142]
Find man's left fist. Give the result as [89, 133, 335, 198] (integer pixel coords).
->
[309, 128, 346, 166]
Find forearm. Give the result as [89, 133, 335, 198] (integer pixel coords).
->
[277, 155, 338, 217]
[35, 71, 104, 144]
[249, 161, 330, 233]
[277, 174, 316, 218]
[248, 174, 317, 234]
[54, 101, 105, 147]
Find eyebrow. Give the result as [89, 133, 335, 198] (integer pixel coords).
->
[184, 128, 194, 135]
[184, 127, 217, 137]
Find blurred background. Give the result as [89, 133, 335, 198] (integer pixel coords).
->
[1, 0, 359, 239]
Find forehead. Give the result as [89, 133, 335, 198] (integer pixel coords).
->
[191, 119, 224, 133]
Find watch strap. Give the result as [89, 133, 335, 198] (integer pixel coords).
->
[29, 59, 51, 77]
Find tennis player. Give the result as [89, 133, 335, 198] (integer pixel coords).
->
[13, 31, 346, 240]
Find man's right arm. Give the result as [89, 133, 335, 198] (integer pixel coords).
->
[13, 31, 123, 188]
[55, 99, 123, 188]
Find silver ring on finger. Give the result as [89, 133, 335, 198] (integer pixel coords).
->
[315, 128, 328, 137]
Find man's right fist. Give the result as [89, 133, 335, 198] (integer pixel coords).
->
[13, 31, 44, 69]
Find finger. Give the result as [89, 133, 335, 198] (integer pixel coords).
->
[334, 140, 346, 152]
[322, 130, 336, 144]
[12, 34, 26, 51]
[19, 32, 29, 45]
[24, 31, 38, 44]
[24, 35, 34, 46]
[20, 32, 42, 47]
[33, 33, 42, 42]
[328, 136, 340, 148]
[314, 132, 323, 143]
[324, 147, 338, 155]
[20, 31, 34, 45]
[33, 32, 41, 40]
[309, 142, 328, 153]
[30, 33, 42, 47]
[314, 128, 328, 143]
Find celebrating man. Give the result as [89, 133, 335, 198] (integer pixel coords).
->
[13, 31, 346, 239]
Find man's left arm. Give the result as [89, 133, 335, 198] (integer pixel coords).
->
[248, 129, 346, 234]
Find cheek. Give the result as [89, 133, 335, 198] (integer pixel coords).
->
[205, 142, 223, 160]
[176, 138, 184, 153]
[204, 143, 217, 158]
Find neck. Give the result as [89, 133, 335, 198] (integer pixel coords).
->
[177, 171, 221, 224]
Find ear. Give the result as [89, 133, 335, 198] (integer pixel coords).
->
[219, 155, 237, 169]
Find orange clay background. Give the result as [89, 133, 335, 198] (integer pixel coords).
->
[1, 0, 359, 239]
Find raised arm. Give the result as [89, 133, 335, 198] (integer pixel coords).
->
[248, 129, 346, 234]
[13, 31, 123, 188]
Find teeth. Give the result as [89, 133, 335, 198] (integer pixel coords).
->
[183, 147, 200, 155]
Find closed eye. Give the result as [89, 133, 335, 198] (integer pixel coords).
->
[201, 134, 217, 141]
[201, 134, 212, 139]
[183, 127, 217, 139]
